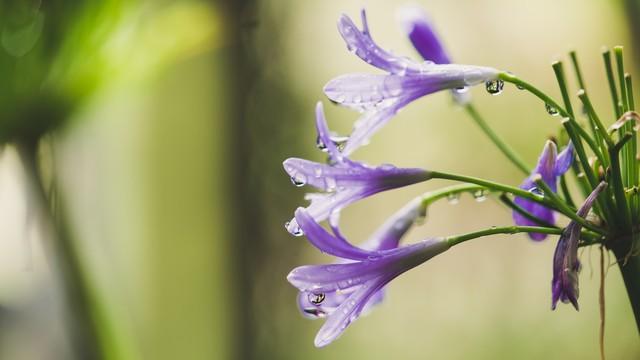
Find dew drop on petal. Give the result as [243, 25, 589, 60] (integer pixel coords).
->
[308, 292, 326, 305]
[316, 135, 328, 152]
[485, 80, 504, 95]
[325, 177, 337, 192]
[545, 103, 560, 116]
[285, 220, 304, 237]
[454, 86, 469, 94]
[290, 174, 307, 187]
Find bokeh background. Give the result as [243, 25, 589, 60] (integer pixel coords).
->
[0, 0, 639, 359]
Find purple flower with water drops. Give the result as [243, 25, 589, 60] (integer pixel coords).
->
[289, 202, 448, 347]
[552, 181, 606, 310]
[283, 102, 431, 236]
[513, 140, 574, 240]
[323, 9, 500, 156]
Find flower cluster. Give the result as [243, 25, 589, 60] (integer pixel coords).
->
[283, 6, 631, 349]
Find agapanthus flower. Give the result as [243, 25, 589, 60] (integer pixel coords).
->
[551, 181, 607, 310]
[283, 102, 431, 235]
[323, 9, 500, 155]
[513, 140, 574, 240]
[397, 5, 469, 104]
[288, 201, 448, 347]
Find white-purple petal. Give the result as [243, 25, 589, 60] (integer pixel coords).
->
[554, 141, 574, 176]
[551, 182, 606, 310]
[295, 208, 376, 261]
[512, 141, 560, 240]
[397, 5, 450, 65]
[314, 275, 390, 347]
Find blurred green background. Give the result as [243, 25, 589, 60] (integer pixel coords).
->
[0, 0, 639, 359]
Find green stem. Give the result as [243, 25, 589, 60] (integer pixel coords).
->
[420, 183, 485, 207]
[552, 61, 575, 117]
[532, 175, 606, 235]
[447, 225, 562, 246]
[499, 193, 556, 228]
[603, 48, 622, 117]
[16, 140, 105, 360]
[429, 170, 606, 235]
[569, 50, 587, 90]
[464, 104, 530, 175]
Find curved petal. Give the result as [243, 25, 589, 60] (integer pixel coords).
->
[361, 196, 425, 251]
[315, 102, 345, 163]
[314, 275, 390, 347]
[551, 182, 606, 310]
[287, 238, 449, 293]
[555, 141, 574, 176]
[295, 208, 375, 260]
[397, 5, 450, 64]
[337, 10, 430, 75]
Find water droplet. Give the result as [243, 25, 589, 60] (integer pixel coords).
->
[290, 174, 307, 187]
[325, 177, 337, 192]
[447, 193, 460, 205]
[473, 189, 487, 202]
[330, 135, 349, 151]
[308, 292, 325, 305]
[485, 80, 504, 95]
[454, 86, 469, 94]
[316, 136, 328, 152]
[516, 84, 525, 90]
[545, 103, 559, 116]
[285, 221, 304, 236]
[528, 187, 544, 196]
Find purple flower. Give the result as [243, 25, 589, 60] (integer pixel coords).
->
[283, 102, 431, 235]
[324, 9, 499, 156]
[289, 201, 448, 347]
[513, 140, 574, 240]
[551, 181, 606, 310]
[397, 5, 450, 65]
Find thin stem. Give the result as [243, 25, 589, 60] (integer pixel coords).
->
[569, 50, 587, 90]
[16, 140, 104, 360]
[499, 193, 556, 228]
[625, 73, 639, 222]
[615, 47, 629, 112]
[578, 90, 615, 148]
[420, 183, 485, 207]
[552, 61, 575, 117]
[499, 72, 603, 160]
[603, 48, 621, 117]
[532, 175, 606, 234]
[559, 175, 576, 208]
[429, 170, 607, 235]
[446, 225, 563, 246]
[464, 104, 530, 175]
[609, 135, 632, 230]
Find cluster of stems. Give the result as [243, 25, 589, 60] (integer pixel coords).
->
[418, 46, 640, 330]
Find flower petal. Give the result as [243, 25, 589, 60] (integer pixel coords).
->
[338, 10, 428, 75]
[287, 238, 449, 293]
[554, 141, 574, 176]
[513, 140, 560, 240]
[315, 102, 344, 163]
[360, 196, 425, 251]
[397, 5, 450, 64]
[314, 275, 390, 347]
[295, 208, 375, 260]
[551, 181, 606, 310]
